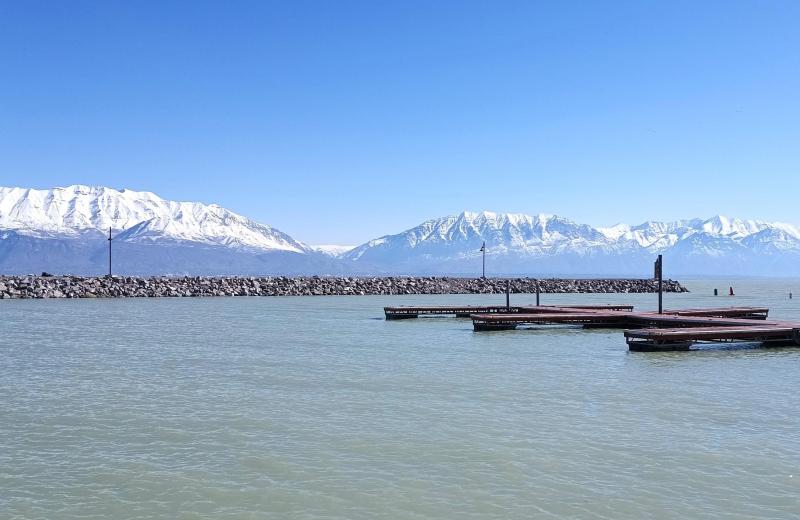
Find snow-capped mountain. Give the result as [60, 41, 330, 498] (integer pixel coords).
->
[2, 187, 799, 276]
[343, 211, 800, 276]
[0, 185, 309, 253]
[0, 185, 338, 275]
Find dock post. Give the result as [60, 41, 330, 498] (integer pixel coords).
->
[714, 288, 718, 296]
[536, 280, 540, 306]
[505, 279, 510, 309]
[654, 254, 663, 314]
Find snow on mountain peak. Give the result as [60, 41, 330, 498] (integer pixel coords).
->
[343, 210, 612, 265]
[4, 187, 800, 276]
[0, 185, 309, 253]
[700, 215, 768, 237]
[342, 210, 800, 275]
[597, 223, 631, 240]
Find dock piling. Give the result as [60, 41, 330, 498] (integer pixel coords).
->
[654, 255, 663, 314]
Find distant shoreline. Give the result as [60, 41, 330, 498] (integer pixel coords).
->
[0, 276, 687, 299]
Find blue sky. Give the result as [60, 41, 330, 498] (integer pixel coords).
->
[1, 1, 798, 244]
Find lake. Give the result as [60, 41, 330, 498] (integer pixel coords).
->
[2, 278, 799, 519]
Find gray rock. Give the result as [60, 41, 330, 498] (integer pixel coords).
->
[0, 275, 688, 299]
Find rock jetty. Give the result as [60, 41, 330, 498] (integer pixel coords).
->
[0, 276, 687, 299]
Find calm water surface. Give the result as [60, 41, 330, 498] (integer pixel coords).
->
[2, 279, 800, 519]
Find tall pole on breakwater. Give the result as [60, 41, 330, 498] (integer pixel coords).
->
[107, 227, 112, 278]
[480, 241, 486, 278]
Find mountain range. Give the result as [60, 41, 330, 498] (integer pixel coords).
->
[1, 185, 798, 276]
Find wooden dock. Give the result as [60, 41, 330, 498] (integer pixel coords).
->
[663, 307, 770, 320]
[385, 302, 800, 351]
[383, 304, 633, 320]
[384, 305, 524, 320]
[625, 325, 799, 351]
[471, 311, 632, 330]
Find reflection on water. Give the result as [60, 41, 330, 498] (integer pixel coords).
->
[1, 278, 799, 519]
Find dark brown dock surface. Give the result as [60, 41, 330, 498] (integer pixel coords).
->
[384, 305, 524, 319]
[625, 325, 799, 351]
[471, 311, 632, 330]
[664, 307, 770, 320]
[385, 302, 800, 351]
[384, 304, 633, 320]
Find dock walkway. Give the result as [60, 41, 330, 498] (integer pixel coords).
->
[384, 304, 633, 320]
[625, 325, 798, 351]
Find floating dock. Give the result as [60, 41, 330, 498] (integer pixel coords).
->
[383, 304, 633, 320]
[385, 305, 525, 320]
[385, 303, 799, 351]
[663, 307, 770, 320]
[624, 325, 799, 351]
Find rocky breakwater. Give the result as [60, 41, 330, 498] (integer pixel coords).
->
[0, 276, 688, 299]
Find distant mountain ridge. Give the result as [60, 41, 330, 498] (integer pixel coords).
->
[1, 187, 798, 276]
[341, 211, 800, 276]
[0, 185, 309, 252]
[0, 185, 335, 275]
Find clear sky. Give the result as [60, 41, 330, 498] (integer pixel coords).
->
[1, 1, 798, 244]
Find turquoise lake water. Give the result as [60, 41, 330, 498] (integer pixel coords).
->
[2, 279, 800, 519]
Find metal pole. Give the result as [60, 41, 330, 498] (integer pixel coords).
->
[536, 280, 540, 306]
[108, 227, 112, 278]
[657, 254, 663, 314]
[482, 248, 485, 278]
[506, 279, 510, 309]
